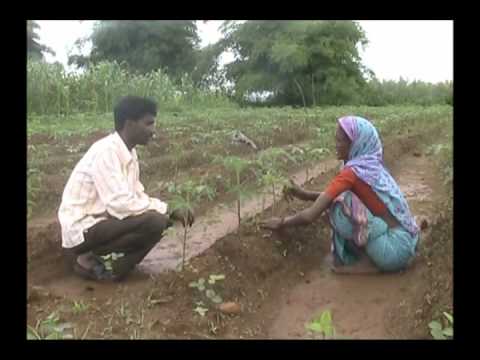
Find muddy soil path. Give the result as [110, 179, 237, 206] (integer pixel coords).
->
[27, 128, 451, 339]
[140, 158, 340, 273]
[265, 150, 444, 339]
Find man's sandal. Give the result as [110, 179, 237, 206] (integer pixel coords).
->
[73, 255, 118, 281]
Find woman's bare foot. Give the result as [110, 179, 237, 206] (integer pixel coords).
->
[324, 253, 342, 269]
[331, 255, 380, 275]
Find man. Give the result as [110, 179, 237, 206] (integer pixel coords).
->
[58, 96, 194, 281]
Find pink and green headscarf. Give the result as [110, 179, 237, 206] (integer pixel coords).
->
[336, 116, 419, 244]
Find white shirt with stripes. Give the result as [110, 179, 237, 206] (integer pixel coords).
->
[58, 131, 168, 248]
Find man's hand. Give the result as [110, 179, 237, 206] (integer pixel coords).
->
[282, 179, 303, 202]
[169, 208, 195, 228]
[260, 217, 284, 231]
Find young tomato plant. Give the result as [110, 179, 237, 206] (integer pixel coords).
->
[168, 180, 214, 270]
[216, 156, 252, 229]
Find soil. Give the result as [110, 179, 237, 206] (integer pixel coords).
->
[27, 127, 453, 339]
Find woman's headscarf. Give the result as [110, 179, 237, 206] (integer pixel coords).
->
[336, 116, 419, 245]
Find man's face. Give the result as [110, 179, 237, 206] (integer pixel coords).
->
[127, 114, 156, 146]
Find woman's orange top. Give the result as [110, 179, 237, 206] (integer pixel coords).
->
[324, 167, 388, 216]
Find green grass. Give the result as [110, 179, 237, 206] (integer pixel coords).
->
[27, 105, 452, 218]
[27, 167, 42, 219]
[28, 105, 452, 138]
[27, 113, 113, 138]
[27, 60, 235, 117]
[27, 312, 74, 340]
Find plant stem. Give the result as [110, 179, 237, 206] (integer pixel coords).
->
[236, 169, 241, 230]
[272, 183, 276, 216]
[174, 164, 178, 186]
[294, 78, 307, 109]
[237, 199, 241, 229]
[182, 219, 187, 271]
[82, 322, 92, 340]
[311, 73, 316, 107]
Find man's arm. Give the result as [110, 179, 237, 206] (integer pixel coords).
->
[134, 160, 168, 215]
[92, 150, 159, 219]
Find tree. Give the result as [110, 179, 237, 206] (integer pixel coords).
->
[218, 20, 370, 106]
[69, 21, 200, 80]
[191, 42, 228, 91]
[27, 20, 55, 61]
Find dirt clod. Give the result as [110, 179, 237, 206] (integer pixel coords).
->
[218, 302, 242, 315]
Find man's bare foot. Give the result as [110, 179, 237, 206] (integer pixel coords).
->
[76, 252, 101, 269]
[331, 256, 380, 275]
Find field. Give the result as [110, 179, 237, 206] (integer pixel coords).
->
[27, 105, 453, 339]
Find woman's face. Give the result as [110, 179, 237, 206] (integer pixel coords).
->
[335, 125, 351, 161]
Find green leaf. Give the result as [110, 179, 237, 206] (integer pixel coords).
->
[428, 321, 442, 331]
[212, 295, 223, 304]
[305, 322, 323, 333]
[198, 284, 205, 291]
[442, 327, 453, 337]
[193, 306, 209, 317]
[55, 323, 74, 332]
[27, 332, 38, 340]
[205, 289, 216, 299]
[27, 326, 40, 340]
[306, 310, 335, 336]
[45, 332, 60, 340]
[443, 312, 453, 324]
[208, 274, 225, 284]
[430, 328, 446, 340]
[319, 310, 332, 328]
[46, 312, 60, 322]
[323, 325, 335, 338]
[111, 252, 125, 260]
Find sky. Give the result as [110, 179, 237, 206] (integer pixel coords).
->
[35, 20, 453, 83]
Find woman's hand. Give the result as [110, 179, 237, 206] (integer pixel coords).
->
[282, 179, 303, 202]
[260, 217, 284, 231]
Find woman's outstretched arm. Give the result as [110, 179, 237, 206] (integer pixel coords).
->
[294, 188, 323, 201]
[281, 192, 334, 227]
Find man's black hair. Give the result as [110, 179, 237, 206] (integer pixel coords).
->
[114, 96, 157, 131]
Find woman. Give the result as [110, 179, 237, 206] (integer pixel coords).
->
[261, 116, 419, 274]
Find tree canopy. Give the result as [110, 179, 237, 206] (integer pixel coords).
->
[217, 20, 371, 106]
[69, 20, 201, 80]
[27, 20, 55, 61]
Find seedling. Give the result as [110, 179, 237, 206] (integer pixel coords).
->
[429, 311, 453, 340]
[100, 252, 125, 271]
[305, 310, 335, 339]
[168, 180, 212, 270]
[208, 274, 225, 284]
[72, 300, 89, 314]
[205, 289, 223, 304]
[193, 306, 209, 317]
[27, 312, 74, 340]
[189, 278, 206, 291]
[216, 156, 252, 229]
